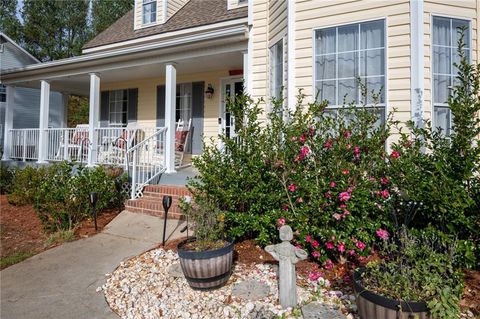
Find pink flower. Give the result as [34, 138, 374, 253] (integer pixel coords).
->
[296, 244, 302, 249]
[381, 189, 390, 199]
[356, 241, 366, 251]
[349, 249, 356, 256]
[380, 177, 389, 185]
[296, 197, 304, 203]
[339, 204, 347, 209]
[376, 228, 389, 240]
[325, 242, 334, 250]
[277, 217, 286, 226]
[337, 242, 345, 253]
[346, 144, 352, 149]
[291, 136, 297, 142]
[333, 213, 342, 220]
[354, 146, 361, 159]
[311, 240, 319, 248]
[288, 183, 297, 192]
[282, 204, 289, 211]
[330, 181, 336, 188]
[323, 259, 334, 270]
[342, 169, 350, 175]
[339, 192, 351, 202]
[312, 251, 320, 258]
[300, 146, 310, 157]
[368, 176, 376, 181]
[308, 271, 322, 281]
[376, 203, 383, 209]
[344, 130, 351, 139]
[308, 127, 316, 137]
[390, 150, 400, 159]
[299, 135, 306, 143]
[305, 235, 312, 243]
[324, 191, 332, 199]
[342, 210, 350, 217]
[324, 139, 333, 149]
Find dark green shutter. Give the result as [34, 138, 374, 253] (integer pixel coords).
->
[127, 88, 138, 123]
[191, 82, 204, 154]
[156, 85, 165, 127]
[100, 91, 109, 124]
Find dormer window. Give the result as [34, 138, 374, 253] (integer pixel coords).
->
[142, 0, 156, 25]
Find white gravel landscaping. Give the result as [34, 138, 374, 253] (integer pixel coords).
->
[99, 248, 355, 319]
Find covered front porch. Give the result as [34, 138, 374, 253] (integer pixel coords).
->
[1, 26, 248, 198]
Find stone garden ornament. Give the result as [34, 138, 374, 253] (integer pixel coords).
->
[265, 225, 308, 308]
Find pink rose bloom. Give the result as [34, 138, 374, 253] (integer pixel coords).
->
[324, 139, 333, 149]
[308, 271, 322, 281]
[311, 240, 319, 248]
[282, 204, 289, 211]
[349, 250, 356, 256]
[381, 189, 390, 199]
[288, 183, 297, 192]
[330, 181, 336, 188]
[300, 145, 310, 157]
[339, 204, 347, 209]
[354, 146, 361, 159]
[339, 192, 351, 202]
[376, 203, 383, 209]
[312, 251, 320, 258]
[291, 136, 297, 142]
[342, 210, 350, 217]
[277, 217, 286, 226]
[391, 150, 400, 159]
[333, 213, 342, 220]
[299, 135, 306, 143]
[337, 242, 345, 253]
[344, 130, 351, 139]
[325, 191, 332, 199]
[295, 230, 300, 235]
[380, 177, 389, 185]
[296, 197, 304, 203]
[342, 169, 350, 175]
[323, 259, 334, 270]
[325, 242, 334, 250]
[296, 244, 302, 249]
[305, 235, 312, 243]
[376, 228, 389, 240]
[356, 241, 366, 251]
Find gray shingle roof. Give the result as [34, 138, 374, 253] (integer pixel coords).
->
[83, 0, 248, 50]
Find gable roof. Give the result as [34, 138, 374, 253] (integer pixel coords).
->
[83, 0, 248, 50]
[0, 32, 40, 64]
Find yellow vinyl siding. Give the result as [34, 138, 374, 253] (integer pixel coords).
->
[134, 0, 163, 30]
[167, 0, 188, 21]
[100, 69, 231, 143]
[423, 0, 478, 122]
[294, 0, 411, 128]
[250, 0, 269, 107]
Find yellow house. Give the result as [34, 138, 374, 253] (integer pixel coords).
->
[1, 0, 479, 198]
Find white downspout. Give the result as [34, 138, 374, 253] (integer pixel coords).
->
[287, 0, 296, 111]
[410, 0, 424, 128]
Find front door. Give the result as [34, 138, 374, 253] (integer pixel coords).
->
[220, 78, 243, 139]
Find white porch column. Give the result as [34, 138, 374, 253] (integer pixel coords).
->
[87, 73, 100, 167]
[2, 86, 15, 160]
[165, 63, 177, 174]
[37, 80, 50, 163]
[287, 0, 296, 111]
[243, 51, 250, 95]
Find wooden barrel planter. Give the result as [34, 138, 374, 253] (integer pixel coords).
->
[177, 238, 234, 290]
[353, 269, 432, 319]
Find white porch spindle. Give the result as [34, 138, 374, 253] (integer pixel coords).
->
[2, 86, 15, 160]
[165, 63, 177, 173]
[37, 80, 50, 163]
[88, 73, 100, 166]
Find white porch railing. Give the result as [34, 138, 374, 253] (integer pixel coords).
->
[126, 127, 167, 199]
[45, 128, 90, 163]
[10, 129, 40, 161]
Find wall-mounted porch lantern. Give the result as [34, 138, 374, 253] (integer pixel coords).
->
[205, 84, 214, 99]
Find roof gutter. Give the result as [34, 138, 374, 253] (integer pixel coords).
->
[2, 23, 248, 78]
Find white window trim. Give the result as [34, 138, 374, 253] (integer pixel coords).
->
[312, 18, 388, 112]
[142, 0, 157, 26]
[430, 14, 472, 134]
[269, 39, 285, 105]
[109, 89, 128, 126]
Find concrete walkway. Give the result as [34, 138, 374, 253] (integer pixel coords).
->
[1, 211, 186, 319]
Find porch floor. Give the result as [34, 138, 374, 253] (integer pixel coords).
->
[156, 166, 198, 186]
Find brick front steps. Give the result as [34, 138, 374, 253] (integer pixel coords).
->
[125, 185, 191, 220]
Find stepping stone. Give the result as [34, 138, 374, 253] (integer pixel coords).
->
[301, 302, 345, 319]
[167, 263, 184, 278]
[232, 280, 270, 301]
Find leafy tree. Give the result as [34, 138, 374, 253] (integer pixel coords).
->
[0, 0, 22, 42]
[21, 0, 89, 61]
[91, 0, 134, 36]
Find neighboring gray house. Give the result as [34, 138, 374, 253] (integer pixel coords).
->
[0, 32, 66, 152]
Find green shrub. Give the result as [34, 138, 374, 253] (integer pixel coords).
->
[34, 162, 127, 232]
[0, 165, 15, 194]
[8, 165, 47, 205]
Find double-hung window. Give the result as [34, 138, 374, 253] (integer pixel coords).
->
[270, 40, 284, 102]
[176, 83, 192, 123]
[142, 0, 156, 25]
[315, 19, 386, 124]
[109, 90, 128, 125]
[432, 16, 470, 135]
[0, 85, 6, 103]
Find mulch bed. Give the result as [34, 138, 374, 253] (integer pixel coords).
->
[0, 194, 121, 270]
